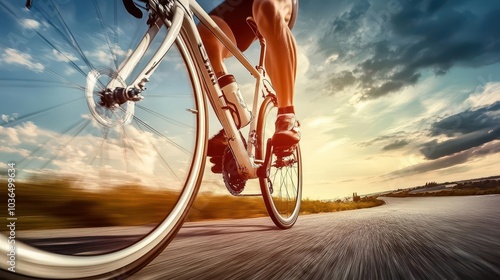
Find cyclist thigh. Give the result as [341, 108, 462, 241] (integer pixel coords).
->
[209, 0, 298, 52]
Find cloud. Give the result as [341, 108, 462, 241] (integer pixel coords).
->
[328, 70, 356, 92]
[467, 82, 500, 109]
[387, 140, 500, 178]
[1, 113, 18, 123]
[429, 101, 500, 137]
[312, 0, 500, 100]
[355, 86, 500, 164]
[52, 49, 79, 62]
[20, 18, 50, 30]
[382, 139, 409, 151]
[0, 120, 194, 189]
[419, 101, 500, 159]
[318, 0, 371, 59]
[84, 44, 128, 66]
[0, 121, 48, 146]
[0, 48, 45, 72]
[359, 131, 408, 148]
[421, 127, 500, 160]
[21, 18, 41, 29]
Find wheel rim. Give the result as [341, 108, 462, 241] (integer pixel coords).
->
[258, 97, 302, 228]
[0, 1, 205, 278]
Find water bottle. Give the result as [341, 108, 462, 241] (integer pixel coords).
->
[218, 74, 252, 129]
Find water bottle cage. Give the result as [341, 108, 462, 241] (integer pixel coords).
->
[221, 95, 243, 129]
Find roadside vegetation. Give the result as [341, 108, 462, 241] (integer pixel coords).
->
[300, 196, 384, 214]
[385, 179, 500, 197]
[0, 178, 383, 230]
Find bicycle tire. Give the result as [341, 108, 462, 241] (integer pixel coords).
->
[257, 96, 302, 229]
[0, 1, 206, 279]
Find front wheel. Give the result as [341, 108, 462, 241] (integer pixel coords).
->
[0, 1, 206, 278]
[257, 96, 302, 229]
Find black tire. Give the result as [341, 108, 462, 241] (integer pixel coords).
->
[257, 96, 302, 229]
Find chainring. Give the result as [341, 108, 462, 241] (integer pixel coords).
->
[222, 147, 247, 195]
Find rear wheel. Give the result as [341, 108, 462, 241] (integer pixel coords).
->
[257, 96, 302, 229]
[0, 1, 206, 279]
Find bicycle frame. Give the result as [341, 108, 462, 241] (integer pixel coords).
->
[113, 0, 270, 179]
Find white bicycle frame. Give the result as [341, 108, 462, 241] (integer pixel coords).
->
[111, 0, 270, 179]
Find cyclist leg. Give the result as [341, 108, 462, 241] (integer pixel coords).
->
[253, 0, 300, 150]
[198, 9, 244, 172]
[197, 15, 236, 77]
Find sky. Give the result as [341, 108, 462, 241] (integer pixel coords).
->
[0, 0, 499, 200]
[287, 0, 500, 199]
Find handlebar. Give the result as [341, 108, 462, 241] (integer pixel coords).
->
[25, 0, 145, 19]
[122, 0, 144, 19]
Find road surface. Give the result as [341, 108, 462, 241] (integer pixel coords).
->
[16, 195, 500, 279]
[131, 195, 500, 279]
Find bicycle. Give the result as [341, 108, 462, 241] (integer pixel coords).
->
[0, 0, 301, 278]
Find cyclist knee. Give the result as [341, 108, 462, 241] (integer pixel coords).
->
[253, 0, 290, 31]
[198, 16, 235, 61]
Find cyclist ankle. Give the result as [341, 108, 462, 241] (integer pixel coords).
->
[278, 106, 294, 115]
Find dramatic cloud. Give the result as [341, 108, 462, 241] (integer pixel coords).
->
[328, 70, 357, 92]
[315, 0, 500, 99]
[421, 101, 500, 159]
[429, 102, 500, 137]
[388, 140, 500, 178]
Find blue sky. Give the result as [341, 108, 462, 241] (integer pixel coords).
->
[0, 0, 199, 190]
[1, 0, 499, 199]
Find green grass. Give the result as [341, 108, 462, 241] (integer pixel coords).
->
[1, 178, 384, 230]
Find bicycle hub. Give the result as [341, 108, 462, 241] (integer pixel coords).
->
[99, 87, 143, 108]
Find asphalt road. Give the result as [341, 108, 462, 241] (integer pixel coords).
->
[128, 195, 500, 280]
[16, 195, 500, 279]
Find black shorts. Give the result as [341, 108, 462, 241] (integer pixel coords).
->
[208, 0, 298, 51]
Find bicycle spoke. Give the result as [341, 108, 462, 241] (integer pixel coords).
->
[0, 97, 84, 127]
[258, 98, 301, 228]
[39, 119, 92, 170]
[136, 104, 191, 129]
[131, 115, 192, 156]
[14, 118, 88, 168]
[34, 29, 89, 78]
[0, 78, 81, 90]
[0, 1, 207, 276]
[41, 0, 97, 72]
[132, 118, 181, 182]
[92, 0, 119, 70]
[119, 124, 130, 173]
[145, 94, 193, 98]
